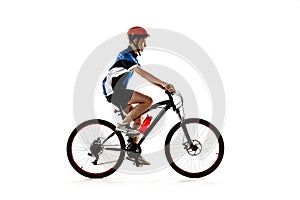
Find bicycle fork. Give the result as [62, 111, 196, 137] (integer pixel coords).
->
[176, 109, 193, 144]
[181, 122, 193, 144]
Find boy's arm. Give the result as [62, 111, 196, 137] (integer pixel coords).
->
[133, 67, 175, 92]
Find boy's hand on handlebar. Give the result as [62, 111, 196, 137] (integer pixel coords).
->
[162, 82, 176, 93]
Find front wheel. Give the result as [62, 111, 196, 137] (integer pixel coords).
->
[67, 119, 125, 178]
[165, 118, 224, 178]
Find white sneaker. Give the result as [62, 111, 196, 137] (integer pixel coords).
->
[116, 123, 140, 136]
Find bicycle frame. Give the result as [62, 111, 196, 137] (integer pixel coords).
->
[102, 100, 173, 149]
[103, 91, 193, 149]
[137, 100, 173, 146]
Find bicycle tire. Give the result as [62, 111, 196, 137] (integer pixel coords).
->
[67, 119, 125, 178]
[165, 118, 224, 178]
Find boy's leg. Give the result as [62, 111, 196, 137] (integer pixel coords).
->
[132, 117, 142, 144]
[122, 91, 153, 124]
[122, 93, 152, 165]
[123, 104, 143, 144]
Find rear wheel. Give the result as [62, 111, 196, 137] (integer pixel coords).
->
[165, 118, 224, 178]
[67, 119, 125, 178]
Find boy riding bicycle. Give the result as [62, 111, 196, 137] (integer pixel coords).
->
[102, 26, 175, 165]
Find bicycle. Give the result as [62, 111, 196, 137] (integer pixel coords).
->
[67, 90, 224, 178]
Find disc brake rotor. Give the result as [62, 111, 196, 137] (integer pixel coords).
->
[185, 140, 202, 156]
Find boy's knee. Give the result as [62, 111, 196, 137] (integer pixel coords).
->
[145, 96, 153, 106]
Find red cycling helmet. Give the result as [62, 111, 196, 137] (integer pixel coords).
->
[127, 26, 150, 37]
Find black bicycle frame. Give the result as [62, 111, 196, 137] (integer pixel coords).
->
[103, 93, 193, 149]
[137, 100, 173, 146]
[138, 98, 192, 145]
[102, 100, 172, 148]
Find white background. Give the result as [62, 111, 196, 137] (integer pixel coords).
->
[1, 0, 299, 199]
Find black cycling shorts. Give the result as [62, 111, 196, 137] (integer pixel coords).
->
[106, 89, 134, 108]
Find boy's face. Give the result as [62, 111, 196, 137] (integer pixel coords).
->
[134, 37, 147, 52]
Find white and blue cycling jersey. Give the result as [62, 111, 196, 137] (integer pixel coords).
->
[102, 46, 140, 97]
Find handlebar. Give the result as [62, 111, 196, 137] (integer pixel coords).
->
[165, 90, 184, 116]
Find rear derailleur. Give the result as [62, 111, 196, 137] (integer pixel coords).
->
[88, 137, 103, 165]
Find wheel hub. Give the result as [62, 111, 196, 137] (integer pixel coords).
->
[185, 140, 202, 156]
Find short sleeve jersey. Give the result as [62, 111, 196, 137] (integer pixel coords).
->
[102, 46, 140, 96]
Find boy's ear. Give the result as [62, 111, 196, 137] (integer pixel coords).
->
[133, 37, 138, 44]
